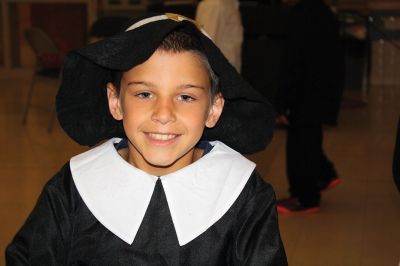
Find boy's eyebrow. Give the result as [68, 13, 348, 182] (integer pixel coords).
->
[127, 81, 154, 87]
[127, 81, 207, 90]
[178, 84, 206, 91]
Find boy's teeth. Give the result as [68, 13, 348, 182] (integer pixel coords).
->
[149, 133, 177, 140]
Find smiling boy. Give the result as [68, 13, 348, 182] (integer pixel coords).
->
[6, 14, 287, 265]
[107, 48, 224, 176]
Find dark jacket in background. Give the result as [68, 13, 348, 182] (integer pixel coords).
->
[275, 0, 344, 125]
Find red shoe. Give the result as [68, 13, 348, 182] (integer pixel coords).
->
[277, 197, 320, 215]
[320, 177, 341, 192]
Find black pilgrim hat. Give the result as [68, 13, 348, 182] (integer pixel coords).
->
[56, 13, 275, 154]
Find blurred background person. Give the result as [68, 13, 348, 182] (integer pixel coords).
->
[274, 0, 345, 214]
[196, 0, 243, 72]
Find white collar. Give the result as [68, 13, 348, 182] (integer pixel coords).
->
[70, 138, 255, 246]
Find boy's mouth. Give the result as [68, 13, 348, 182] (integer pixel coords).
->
[147, 133, 180, 141]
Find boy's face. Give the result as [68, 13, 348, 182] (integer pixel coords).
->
[107, 50, 224, 176]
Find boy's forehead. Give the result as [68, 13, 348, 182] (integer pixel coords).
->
[118, 50, 212, 94]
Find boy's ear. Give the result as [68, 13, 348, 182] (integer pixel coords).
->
[205, 93, 224, 128]
[107, 82, 123, 120]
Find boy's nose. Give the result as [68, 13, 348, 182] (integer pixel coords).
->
[151, 99, 176, 125]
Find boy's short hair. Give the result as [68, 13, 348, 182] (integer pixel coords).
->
[112, 31, 219, 98]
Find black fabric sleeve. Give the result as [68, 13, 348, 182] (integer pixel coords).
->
[232, 171, 288, 266]
[5, 164, 72, 266]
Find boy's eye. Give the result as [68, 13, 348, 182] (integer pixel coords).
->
[178, 94, 195, 102]
[136, 92, 152, 99]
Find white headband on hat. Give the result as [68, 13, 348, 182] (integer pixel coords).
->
[125, 13, 212, 39]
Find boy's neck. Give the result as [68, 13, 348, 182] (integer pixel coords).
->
[117, 147, 205, 176]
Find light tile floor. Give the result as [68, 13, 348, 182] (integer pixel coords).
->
[0, 40, 399, 265]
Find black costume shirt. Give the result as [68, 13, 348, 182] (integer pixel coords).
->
[6, 139, 287, 265]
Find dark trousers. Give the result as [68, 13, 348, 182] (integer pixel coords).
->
[286, 122, 337, 207]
